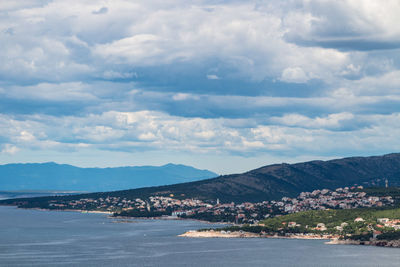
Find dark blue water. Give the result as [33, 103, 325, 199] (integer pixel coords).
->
[1, 206, 399, 266]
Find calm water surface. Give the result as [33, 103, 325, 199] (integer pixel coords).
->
[0, 206, 399, 266]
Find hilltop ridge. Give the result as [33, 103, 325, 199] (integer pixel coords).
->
[2, 153, 400, 204]
[109, 152, 400, 203]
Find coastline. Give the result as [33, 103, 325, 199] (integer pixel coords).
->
[180, 230, 400, 248]
[326, 238, 400, 248]
[19, 207, 113, 215]
[3, 205, 228, 225]
[179, 230, 334, 240]
[179, 230, 260, 238]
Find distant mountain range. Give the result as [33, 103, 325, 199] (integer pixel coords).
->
[3, 153, 400, 206]
[0, 162, 218, 192]
[0, 191, 80, 201]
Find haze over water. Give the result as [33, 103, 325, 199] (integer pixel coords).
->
[0, 206, 399, 267]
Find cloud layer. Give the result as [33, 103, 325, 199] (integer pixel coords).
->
[1, 0, 400, 173]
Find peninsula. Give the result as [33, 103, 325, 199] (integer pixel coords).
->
[180, 207, 400, 248]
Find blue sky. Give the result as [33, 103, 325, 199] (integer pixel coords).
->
[1, 0, 400, 174]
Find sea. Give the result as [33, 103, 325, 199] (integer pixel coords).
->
[0, 206, 399, 267]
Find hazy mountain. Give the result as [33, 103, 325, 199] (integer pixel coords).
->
[0, 162, 218, 192]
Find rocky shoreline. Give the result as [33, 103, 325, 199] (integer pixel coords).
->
[179, 230, 260, 238]
[179, 230, 334, 240]
[180, 230, 400, 248]
[326, 238, 400, 248]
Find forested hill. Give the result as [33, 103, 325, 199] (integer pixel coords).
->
[131, 152, 400, 203]
[2, 153, 400, 204]
[0, 162, 217, 191]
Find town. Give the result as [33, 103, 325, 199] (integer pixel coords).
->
[43, 186, 397, 225]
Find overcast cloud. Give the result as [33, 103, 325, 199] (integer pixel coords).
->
[1, 0, 400, 174]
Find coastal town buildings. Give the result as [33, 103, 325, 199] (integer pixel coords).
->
[45, 185, 396, 225]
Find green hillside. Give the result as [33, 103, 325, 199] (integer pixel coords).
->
[216, 207, 400, 242]
[260, 208, 400, 231]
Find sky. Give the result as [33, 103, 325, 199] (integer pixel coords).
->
[1, 0, 400, 174]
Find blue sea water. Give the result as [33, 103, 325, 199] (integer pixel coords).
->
[0, 206, 399, 267]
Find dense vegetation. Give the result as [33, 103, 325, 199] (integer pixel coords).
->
[114, 209, 170, 218]
[352, 187, 400, 203]
[377, 231, 400, 240]
[217, 207, 400, 240]
[180, 213, 237, 223]
[260, 208, 400, 230]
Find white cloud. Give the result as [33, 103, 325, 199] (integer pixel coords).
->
[92, 7, 108, 15]
[194, 131, 215, 139]
[280, 67, 309, 83]
[102, 70, 137, 79]
[0, 0, 356, 84]
[17, 130, 36, 142]
[73, 125, 124, 142]
[0, 110, 399, 158]
[349, 70, 400, 96]
[0, 1, 48, 12]
[172, 93, 199, 101]
[5, 82, 97, 101]
[138, 132, 157, 141]
[1, 0, 396, 89]
[284, 0, 400, 50]
[206, 74, 219, 80]
[1, 0, 400, 168]
[271, 112, 355, 129]
[94, 34, 163, 64]
[1, 144, 19, 155]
